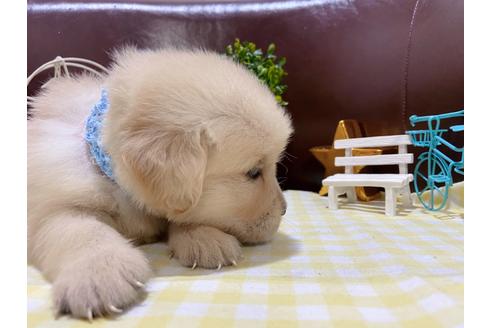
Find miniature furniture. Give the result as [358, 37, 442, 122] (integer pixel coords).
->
[322, 135, 413, 216]
[310, 119, 397, 201]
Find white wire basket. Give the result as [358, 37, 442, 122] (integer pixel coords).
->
[27, 56, 109, 107]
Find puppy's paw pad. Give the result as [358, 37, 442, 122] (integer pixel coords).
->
[169, 226, 242, 269]
[52, 248, 151, 319]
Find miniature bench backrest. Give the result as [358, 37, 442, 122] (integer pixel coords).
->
[333, 135, 413, 174]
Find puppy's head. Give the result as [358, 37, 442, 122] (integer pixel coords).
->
[104, 48, 293, 244]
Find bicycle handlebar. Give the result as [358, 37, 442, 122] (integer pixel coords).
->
[409, 109, 464, 127]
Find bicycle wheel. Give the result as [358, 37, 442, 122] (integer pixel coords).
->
[413, 153, 450, 211]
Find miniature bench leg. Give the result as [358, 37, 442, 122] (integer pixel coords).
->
[401, 184, 412, 207]
[346, 187, 356, 202]
[328, 186, 339, 210]
[385, 188, 397, 216]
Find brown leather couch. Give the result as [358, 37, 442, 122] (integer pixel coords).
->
[28, 0, 464, 192]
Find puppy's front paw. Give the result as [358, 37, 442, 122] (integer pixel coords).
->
[168, 225, 242, 269]
[52, 247, 151, 320]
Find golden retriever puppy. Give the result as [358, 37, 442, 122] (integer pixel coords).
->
[28, 48, 293, 319]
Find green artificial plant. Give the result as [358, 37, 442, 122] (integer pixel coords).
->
[225, 39, 288, 107]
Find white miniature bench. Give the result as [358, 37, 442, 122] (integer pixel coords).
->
[322, 134, 414, 216]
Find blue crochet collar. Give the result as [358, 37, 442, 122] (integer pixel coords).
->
[85, 89, 115, 181]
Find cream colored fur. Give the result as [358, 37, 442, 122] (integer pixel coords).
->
[28, 48, 293, 319]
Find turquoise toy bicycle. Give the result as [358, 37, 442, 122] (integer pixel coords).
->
[406, 110, 464, 211]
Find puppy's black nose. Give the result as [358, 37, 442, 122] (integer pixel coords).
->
[278, 190, 287, 215]
[281, 203, 287, 216]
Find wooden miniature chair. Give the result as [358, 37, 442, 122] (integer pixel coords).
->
[310, 120, 391, 201]
[322, 135, 414, 216]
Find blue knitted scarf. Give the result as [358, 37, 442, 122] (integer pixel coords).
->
[85, 90, 115, 181]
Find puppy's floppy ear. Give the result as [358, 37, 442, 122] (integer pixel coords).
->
[118, 127, 210, 216]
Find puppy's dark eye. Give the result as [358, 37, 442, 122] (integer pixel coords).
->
[246, 167, 262, 180]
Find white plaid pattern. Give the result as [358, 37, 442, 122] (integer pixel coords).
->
[28, 183, 464, 327]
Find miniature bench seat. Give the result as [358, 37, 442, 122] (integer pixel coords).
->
[322, 135, 414, 216]
[324, 173, 413, 188]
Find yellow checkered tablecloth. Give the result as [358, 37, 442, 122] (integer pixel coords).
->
[28, 184, 464, 327]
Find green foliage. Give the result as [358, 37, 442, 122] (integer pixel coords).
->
[225, 39, 288, 107]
